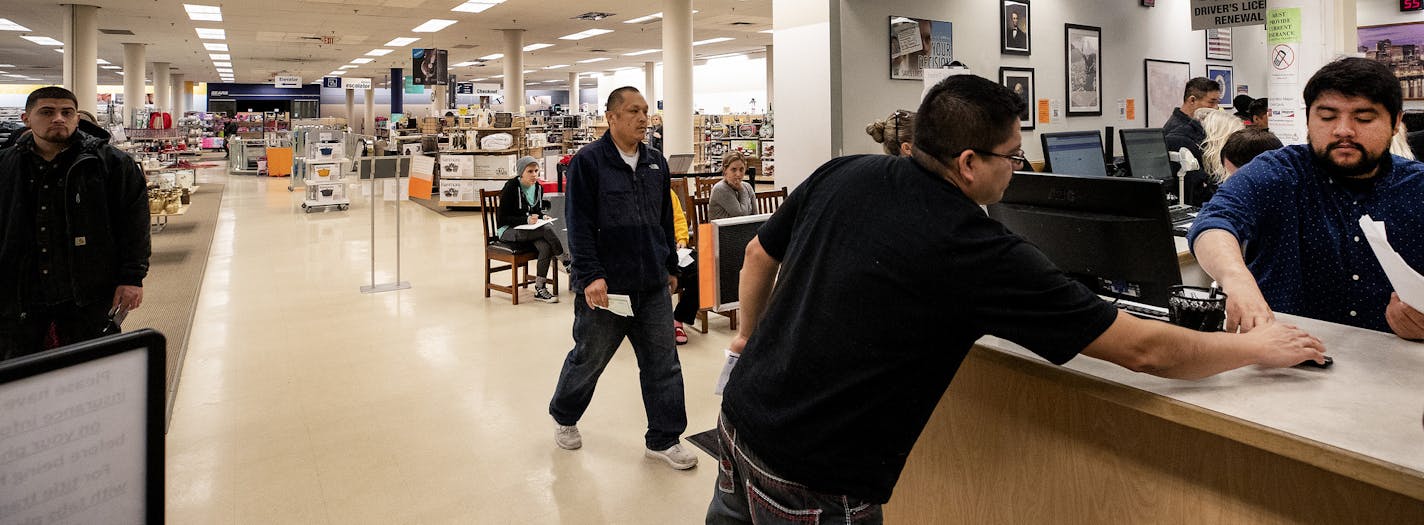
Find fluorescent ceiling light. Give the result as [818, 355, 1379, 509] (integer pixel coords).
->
[523, 43, 554, 52]
[759, 29, 773, 34]
[577, 57, 610, 64]
[693, 37, 734, 46]
[350, 58, 374, 64]
[0, 19, 32, 32]
[209, 53, 231, 60]
[523, 70, 535, 74]
[339, 65, 359, 69]
[473, 77, 487, 81]
[204, 43, 229, 51]
[96, 58, 110, 65]
[451, 0, 505, 13]
[479, 53, 504, 60]
[366, 49, 393, 56]
[0, 64, 13, 68]
[54, 49, 65, 53]
[544, 64, 569, 69]
[328, 70, 347, 75]
[412, 19, 457, 33]
[21, 36, 63, 46]
[183, 4, 223, 22]
[703, 53, 746, 61]
[492, 74, 503, 78]
[216, 68, 233, 73]
[560, 29, 613, 41]
[545, 80, 561, 83]
[385, 37, 419, 47]
[213, 61, 232, 67]
[195, 28, 225, 39]
[4, 74, 29, 78]
[624, 11, 697, 24]
[101, 65, 121, 70]
[623, 49, 659, 56]
[452, 61, 479, 67]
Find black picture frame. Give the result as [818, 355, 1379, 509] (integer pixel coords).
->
[1206, 64, 1234, 108]
[1144, 58, 1191, 127]
[1065, 24, 1102, 117]
[1001, 1, 1031, 55]
[1000, 67, 1036, 130]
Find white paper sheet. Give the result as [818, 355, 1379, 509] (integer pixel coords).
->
[1359, 215, 1424, 310]
[515, 218, 558, 230]
[677, 248, 695, 268]
[596, 293, 634, 317]
[714, 350, 739, 396]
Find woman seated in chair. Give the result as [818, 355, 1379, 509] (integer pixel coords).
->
[497, 156, 565, 303]
[671, 189, 696, 344]
[709, 151, 755, 220]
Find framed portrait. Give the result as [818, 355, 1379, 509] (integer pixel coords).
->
[1205, 28, 1233, 60]
[1065, 24, 1102, 116]
[999, 67, 1036, 130]
[1144, 59, 1191, 127]
[1360, 22, 1424, 100]
[889, 16, 953, 80]
[1206, 64, 1234, 108]
[1001, 1, 1030, 55]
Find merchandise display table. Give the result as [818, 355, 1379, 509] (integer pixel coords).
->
[151, 204, 188, 233]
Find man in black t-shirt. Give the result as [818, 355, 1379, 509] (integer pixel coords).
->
[705, 75, 1327, 524]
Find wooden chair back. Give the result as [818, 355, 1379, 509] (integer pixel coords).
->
[479, 189, 502, 243]
[694, 176, 721, 199]
[691, 196, 711, 226]
[755, 188, 787, 215]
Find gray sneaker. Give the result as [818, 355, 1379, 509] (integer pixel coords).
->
[534, 287, 559, 303]
[645, 443, 698, 470]
[555, 424, 582, 450]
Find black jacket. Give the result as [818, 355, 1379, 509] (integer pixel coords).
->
[1162, 108, 1209, 205]
[565, 131, 678, 294]
[495, 176, 546, 234]
[0, 129, 150, 317]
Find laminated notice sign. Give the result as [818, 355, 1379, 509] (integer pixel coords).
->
[408, 155, 435, 199]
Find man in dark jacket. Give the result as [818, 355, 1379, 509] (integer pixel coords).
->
[0, 86, 150, 361]
[548, 86, 696, 470]
[1162, 77, 1221, 205]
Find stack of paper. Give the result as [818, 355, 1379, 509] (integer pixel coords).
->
[1358, 215, 1424, 310]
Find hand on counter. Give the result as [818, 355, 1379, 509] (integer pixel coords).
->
[1243, 322, 1327, 368]
[1385, 292, 1424, 341]
[1225, 281, 1275, 333]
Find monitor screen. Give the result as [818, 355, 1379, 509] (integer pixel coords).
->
[0, 330, 166, 525]
[698, 213, 772, 312]
[1120, 128, 1174, 181]
[988, 172, 1181, 307]
[1040, 131, 1108, 178]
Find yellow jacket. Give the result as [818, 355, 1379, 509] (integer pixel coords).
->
[671, 189, 689, 246]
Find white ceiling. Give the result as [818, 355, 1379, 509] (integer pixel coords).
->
[0, 0, 771, 87]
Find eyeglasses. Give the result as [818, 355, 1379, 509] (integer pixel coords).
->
[970, 148, 1028, 168]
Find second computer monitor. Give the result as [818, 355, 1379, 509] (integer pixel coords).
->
[1120, 128, 1174, 181]
[1040, 131, 1108, 178]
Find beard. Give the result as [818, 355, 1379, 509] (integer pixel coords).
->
[1310, 139, 1386, 180]
[32, 125, 74, 145]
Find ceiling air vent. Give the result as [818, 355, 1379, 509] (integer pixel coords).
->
[99, 29, 135, 35]
[730, 22, 753, 26]
[572, 12, 615, 21]
[588, 49, 608, 53]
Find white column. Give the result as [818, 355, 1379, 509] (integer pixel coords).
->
[365, 87, 375, 136]
[1267, 0, 1351, 145]
[662, 0, 693, 156]
[62, 4, 100, 115]
[569, 72, 580, 113]
[645, 61, 658, 109]
[122, 43, 146, 127]
[765, 45, 774, 112]
[771, 0, 834, 190]
[503, 29, 525, 114]
[171, 74, 185, 115]
[153, 62, 170, 115]
[345, 88, 355, 128]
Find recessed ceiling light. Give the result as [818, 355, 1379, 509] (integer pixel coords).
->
[385, 37, 419, 47]
[479, 53, 504, 60]
[328, 70, 347, 75]
[544, 80, 561, 83]
[0, 64, 13, 68]
[544, 64, 569, 69]
[96, 58, 110, 65]
[523, 70, 535, 74]
[209, 54, 231, 60]
[0, 19, 32, 32]
[523, 43, 554, 52]
[412, 19, 457, 33]
[350, 58, 374, 64]
[195, 28, 225, 40]
[183, 4, 222, 22]
[101, 65, 121, 70]
[693, 37, 734, 46]
[759, 29, 773, 34]
[492, 74, 504, 78]
[54, 49, 65, 53]
[366, 49, 393, 56]
[451, 0, 505, 13]
[560, 29, 613, 41]
[339, 65, 359, 69]
[21, 36, 63, 46]
[4, 74, 28, 78]
[623, 49, 659, 56]
[452, 61, 479, 67]
[204, 43, 229, 51]
[624, 12, 662, 24]
[703, 52, 746, 61]
[216, 68, 233, 73]
[213, 61, 232, 67]
[473, 77, 487, 81]
[577, 57, 610, 64]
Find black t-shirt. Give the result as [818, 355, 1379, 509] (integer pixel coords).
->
[721, 155, 1119, 503]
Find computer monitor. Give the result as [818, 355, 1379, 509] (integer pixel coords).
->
[698, 213, 773, 312]
[1040, 131, 1109, 178]
[0, 329, 167, 525]
[1119, 128, 1175, 182]
[988, 171, 1181, 308]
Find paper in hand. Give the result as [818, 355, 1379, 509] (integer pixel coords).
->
[596, 293, 635, 317]
[677, 248, 694, 268]
[1358, 215, 1424, 310]
[515, 217, 557, 230]
[714, 350, 739, 396]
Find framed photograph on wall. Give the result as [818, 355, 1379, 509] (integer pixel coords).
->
[1206, 28, 1233, 60]
[1360, 22, 1424, 100]
[1065, 24, 1102, 116]
[889, 16, 953, 80]
[1206, 64, 1234, 108]
[1144, 59, 1191, 127]
[999, 67, 1036, 130]
[1001, 1, 1030, 55]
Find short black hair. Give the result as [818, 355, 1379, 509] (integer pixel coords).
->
[1247, 98, 1269, 118]
[1183, 77, 1221, 102]
[606, 86, 641, 113]
[1304, 57, 1403, 124]
[26, 86, 78, 111]
[1221, 128, 1284, 169]
[1402, 111, 1424, 132]
[913, 75, 1025, 163]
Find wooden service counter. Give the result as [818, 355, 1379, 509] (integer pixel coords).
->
[885, 313, 1424, 523]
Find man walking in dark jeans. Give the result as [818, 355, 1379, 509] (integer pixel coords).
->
[0, 87, 151, 361]
[548, 86, 697, 470]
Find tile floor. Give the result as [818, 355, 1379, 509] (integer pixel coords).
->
[165, 165, 731, 524]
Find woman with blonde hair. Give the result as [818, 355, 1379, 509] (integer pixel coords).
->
[865, 109, 915, 156]
[1195, 107, 1245, 182]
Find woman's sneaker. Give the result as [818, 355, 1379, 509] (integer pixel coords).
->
[535, 288, 559, 303]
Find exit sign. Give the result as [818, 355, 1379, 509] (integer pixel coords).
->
[1404, 0, 1423, 12]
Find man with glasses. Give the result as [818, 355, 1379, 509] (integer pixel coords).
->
[0, 87, 150, 360]
[706, 75, 1325, 524]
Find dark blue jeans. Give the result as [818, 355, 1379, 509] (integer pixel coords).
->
[549, 288, 687, 450]
[706, 412, 884, 525]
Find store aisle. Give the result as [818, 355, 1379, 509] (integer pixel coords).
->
[165, 165, 730, 524]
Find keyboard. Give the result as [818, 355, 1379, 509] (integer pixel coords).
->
[1101, 295, 1170, 321]
[1169, 205, 1199, 237]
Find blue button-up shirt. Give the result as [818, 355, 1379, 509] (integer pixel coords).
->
[1188, 144, 1424, 333]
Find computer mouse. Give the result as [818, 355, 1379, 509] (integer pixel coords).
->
[1295, 355, 1334, 369]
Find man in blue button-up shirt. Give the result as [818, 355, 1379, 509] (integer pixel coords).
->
[1190, 58, 1424, 339]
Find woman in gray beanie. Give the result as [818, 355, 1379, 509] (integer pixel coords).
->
[496, 156, 566, 303]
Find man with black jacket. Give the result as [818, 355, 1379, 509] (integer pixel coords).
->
[548, 86, 696, 470]
[0, 86, 150, 361]
[1163, 77, 1221, 206]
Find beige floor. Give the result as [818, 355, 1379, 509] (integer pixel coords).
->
[165, 165, 732, 524]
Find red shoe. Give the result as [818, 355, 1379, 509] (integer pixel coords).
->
[674, 322, 689, 345]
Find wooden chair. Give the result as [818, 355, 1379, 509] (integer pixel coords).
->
[479, 189, 559, 304]
[754, 187, 787, 214]
[693, 176, 721, 199]
[690, 196, 711, 226]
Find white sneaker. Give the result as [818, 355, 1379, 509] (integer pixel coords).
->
[555, 424, 582, 450]
[645, 443, 698, 470]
